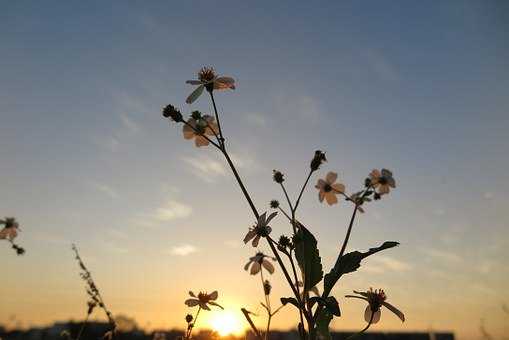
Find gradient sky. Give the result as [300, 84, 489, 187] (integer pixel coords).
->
[1, 2, 509, 340]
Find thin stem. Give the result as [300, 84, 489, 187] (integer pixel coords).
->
[338, 206, 358, 258]
[287, 249, 306, 334]
[293, 170, 314, 214]
[76, 313, 90, 340]
[277, 206, 292, 223]
[346, 311, 374, 340]
[265, 314, 272, 340]
[260, 269, 270, 312]
[208, 91, 225, 144]
[280, 183, 294, 213]
[187, 306, 202, 339]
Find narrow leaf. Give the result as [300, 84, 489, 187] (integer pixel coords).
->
[324, 241, 399, 294]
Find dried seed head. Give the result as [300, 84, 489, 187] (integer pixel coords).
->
[269, 200, 280, 209]
[273, 170, 284, 184]
[191, 110, 202, 120]
[185, 314, 193, 323]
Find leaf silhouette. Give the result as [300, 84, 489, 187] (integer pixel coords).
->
[293, 223, 323, 292]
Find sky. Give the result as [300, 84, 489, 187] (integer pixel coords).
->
[1, 1, 509, 340]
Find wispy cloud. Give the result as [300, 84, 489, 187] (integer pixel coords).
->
[364, 256, 412, 273]
[90, 182, 119, 199]
[170, 244, 198, 256]
[154, 200, 193, 221]
[245, 112, 267, 127]
[120, 113, 141, 134]
[182, 155, 227, 183]
[224, 240, 243, 249]
[422, 248, 462, 263]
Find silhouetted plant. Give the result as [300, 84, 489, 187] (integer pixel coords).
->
[0, 217, 25, 255]
[162, 67, 405, 340]
[243, 252, 286, 339]
[71, 244, 117, 340]
[183, 291, 223, 340]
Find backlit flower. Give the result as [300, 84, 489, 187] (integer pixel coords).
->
[345, 288, 405, 324]
[186, 67, 235, 104]
[185, 291, 223, 311]
[244, 252, 276, 275]
[315, 172, 345, 205]
[243, 212, 277, 247]
[0, 217, 19, 241]
[182, 115, 219, 147]
[369, 169, 396, 195]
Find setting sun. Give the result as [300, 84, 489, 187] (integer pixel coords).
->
[208, 311, 245, 336]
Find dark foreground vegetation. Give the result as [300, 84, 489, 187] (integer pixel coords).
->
[0, 322, 453, 340]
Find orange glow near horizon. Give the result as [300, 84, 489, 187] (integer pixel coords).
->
[207, 311, 246, 336]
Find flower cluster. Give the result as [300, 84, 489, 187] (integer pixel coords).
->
[0, 217, 25, 255]
[163, 67, 405, 340]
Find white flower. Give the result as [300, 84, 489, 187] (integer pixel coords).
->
[369, 169, 396, 195]
[0, 217, 19, 241]
[182, 115, 219, 147]
[315, 172, 345, 206]
[244, 252, 276, 275]
[186, 67, 235, 104]
[185, 291, 224, 311]
[243, 212, 277, 247]
[345, 288, 405, 324]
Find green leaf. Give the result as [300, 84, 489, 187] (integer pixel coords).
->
[315, 309, 333, 340]
[293, 223, 323, 292]
[280, 297, 300, 309]
[324, 241, 399, 294]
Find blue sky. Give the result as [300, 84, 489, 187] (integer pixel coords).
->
[1, 1, 508, 339]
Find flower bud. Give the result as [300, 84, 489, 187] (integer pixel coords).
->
[263, 280, 272, 295]
[185, 314, 193, 323]
[191, 110, 202, 120]
[162, 104, 183, 122]
[310, 150, 326, 171]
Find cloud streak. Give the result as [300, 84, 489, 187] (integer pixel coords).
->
[170, 244, 198, 256]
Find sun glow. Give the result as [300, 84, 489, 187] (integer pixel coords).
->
[208, 310, 245, 336]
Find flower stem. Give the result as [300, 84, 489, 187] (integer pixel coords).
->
[293, 169, 314, 214]
[346, 311, 374, 340]
[208, 91, 225, 145]
[187, 306, 202, 339]
[76, 313, 90, 340]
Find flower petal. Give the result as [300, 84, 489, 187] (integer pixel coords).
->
[214, 77, 235, 90]
[185, 299, 200, 307]
[186, 84, 205, 104]
[183, 125, 195, 139]
[382, 301, 405, 322]
[189, 291, 196, 297]
[326, 172, 338, 184]
[208, 291, 218, 300]
[252, 235, 260, 247]
[244, 260, 253, 271]
[364, 306, 381, 324]
[318, 190, 325, 202]
[265, 211, 278, 225]
[262, 259, 275, 274]
[195, 136, 210, 147]
[250, 261, 261, 275]
[381, 169, 392, 178]
[325, 192, 338, 205]
[209, 301, 224, 309]
[378, 185, 390, 194]
[200, 302, 211, 311]
[243, 230, 256, 244]
[331, 183, 345, 193]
